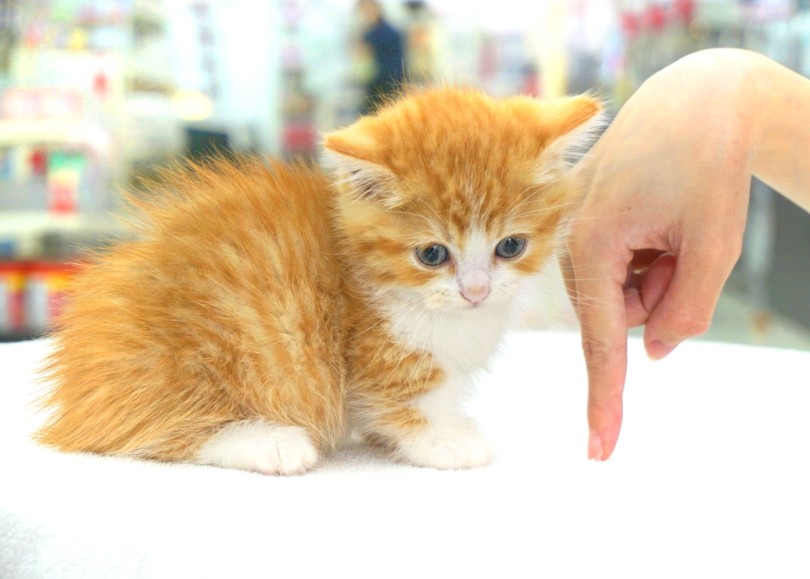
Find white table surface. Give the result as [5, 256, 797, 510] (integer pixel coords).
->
[1, 332, 808, 578]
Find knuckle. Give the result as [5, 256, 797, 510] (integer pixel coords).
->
[581, 336, 624, 370]
[689, 231, 743, 270]
[726, 237, 744, 264]
[705, 240, 742, 267]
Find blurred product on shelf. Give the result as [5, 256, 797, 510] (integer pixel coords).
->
[0, 259, 80, 339]
[0, 262, 26, 335]
[46, 150, 86, 214]
[25, 261, 78, 335]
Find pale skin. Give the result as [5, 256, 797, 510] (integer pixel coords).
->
[563, 48, 810, 461]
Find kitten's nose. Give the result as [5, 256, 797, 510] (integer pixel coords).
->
[459, 270, 491, 305]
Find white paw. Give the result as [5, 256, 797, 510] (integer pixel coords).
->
[193, 421, 318, 475]
[396, 421, 492, 470]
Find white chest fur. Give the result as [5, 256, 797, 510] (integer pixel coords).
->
[383, 298, 515, 376]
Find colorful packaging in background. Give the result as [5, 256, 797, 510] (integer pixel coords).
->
[47, 151, 87, 214]
[0, 263, 26, 334]
[25, 262, 78, 334]
[0, 261, 79, 337]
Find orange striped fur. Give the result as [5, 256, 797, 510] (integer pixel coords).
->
[36, 88, 602, 474]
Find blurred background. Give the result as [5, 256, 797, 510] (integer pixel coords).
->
[0, 0, 808, 348]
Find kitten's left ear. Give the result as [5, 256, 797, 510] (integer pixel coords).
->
[322, 120, 398, 204]
[529, 94, 605, 185]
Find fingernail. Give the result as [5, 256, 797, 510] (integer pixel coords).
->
[647, 339, 677, 361]
[588, 431, 604, 461]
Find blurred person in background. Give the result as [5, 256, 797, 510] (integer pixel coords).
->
[563, 48, 810, 462]
[355, 0, 405, 114]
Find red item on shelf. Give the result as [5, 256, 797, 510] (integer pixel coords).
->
[620, 11, 640, 39]
[0, 262, 26, 334]
[29, 149, 48, 177]
[93, 69, 109, 99]
[644, 4, 667, 32]
[48, 182, 78, 214]
[282, 121, 316, 155]
[673, 0, 695, 25]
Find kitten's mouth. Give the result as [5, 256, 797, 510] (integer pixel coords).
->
[459, 293, 489, 309]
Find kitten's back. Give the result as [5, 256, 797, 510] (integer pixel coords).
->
[37, 158, 346, 459]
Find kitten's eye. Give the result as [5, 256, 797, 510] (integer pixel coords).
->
[495, 236, 526, 259]
[415, 244, 449, 267]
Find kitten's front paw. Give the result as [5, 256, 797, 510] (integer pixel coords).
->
[396, 421, 492, 470]
[193, 421, 318, 475]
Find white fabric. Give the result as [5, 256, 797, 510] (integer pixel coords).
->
[1, 332, 808, 578]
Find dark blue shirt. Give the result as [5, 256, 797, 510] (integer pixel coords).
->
[364, 19, 404, 82]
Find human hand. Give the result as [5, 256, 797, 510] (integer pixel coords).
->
[563, 49, 768, 460]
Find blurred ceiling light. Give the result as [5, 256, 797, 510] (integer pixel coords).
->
[171, 90, 214, 122]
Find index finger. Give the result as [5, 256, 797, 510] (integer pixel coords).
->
[565, 241, 631, 461]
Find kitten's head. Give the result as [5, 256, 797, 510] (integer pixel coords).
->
[323, 87, 602, 311]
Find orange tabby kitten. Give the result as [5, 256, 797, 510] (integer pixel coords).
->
[36, 88, 602, 474]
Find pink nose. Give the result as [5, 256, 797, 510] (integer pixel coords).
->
[461, 285, 490, 304]
[459, 270, 491, 304]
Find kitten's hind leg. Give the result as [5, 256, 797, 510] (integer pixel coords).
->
[192, 420, 318, 475]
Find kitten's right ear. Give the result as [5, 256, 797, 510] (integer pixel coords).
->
[530, 94, 606, 185]
[322, 123, 398, 204]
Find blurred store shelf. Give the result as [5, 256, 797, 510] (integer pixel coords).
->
[626, 290, 810, 352]
[0, 212, 124, 260]
[0, 119, 103, 148]
[706, 290, 810, 351]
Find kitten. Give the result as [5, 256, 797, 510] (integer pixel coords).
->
[36, 88, 602, 474]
